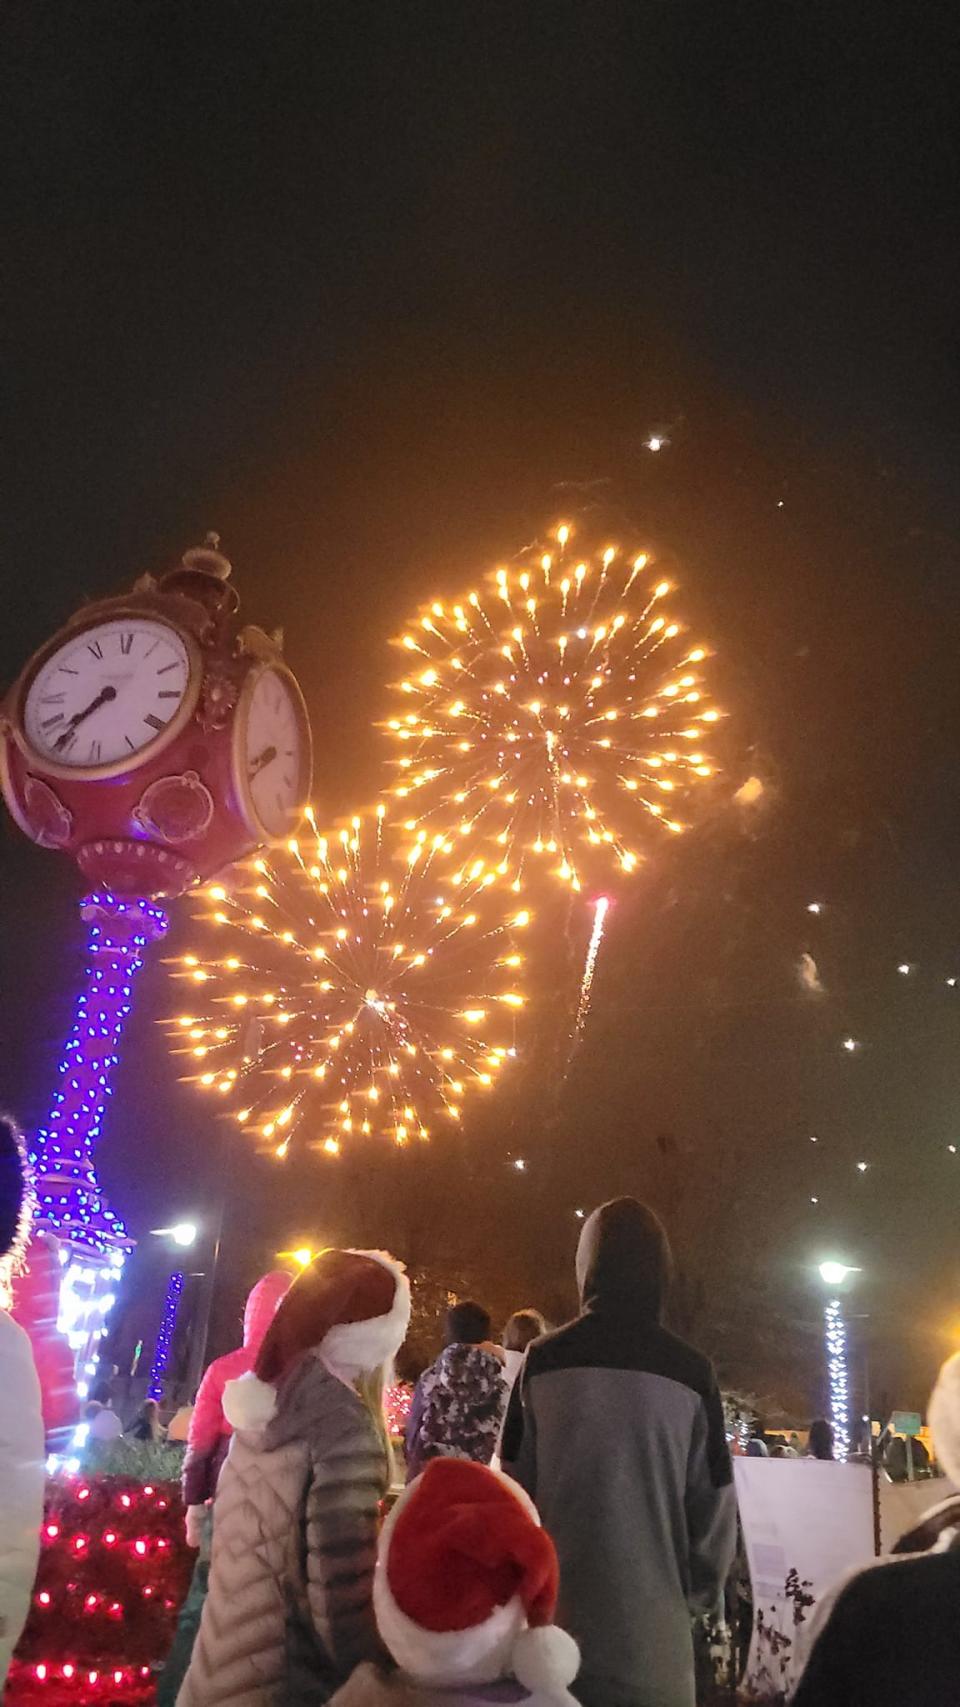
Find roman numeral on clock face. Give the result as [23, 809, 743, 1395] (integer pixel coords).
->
[120, 632, 134, 654]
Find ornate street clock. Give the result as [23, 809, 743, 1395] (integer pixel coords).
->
[1, 535, 312, 895]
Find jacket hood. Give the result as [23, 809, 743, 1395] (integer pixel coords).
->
[243, 1270, 293, 1351]
[575, 1198, 672, 1322]
[224, 1350, 364, 1447]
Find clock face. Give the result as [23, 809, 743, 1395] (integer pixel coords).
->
[239, 667, 308, 838]
[22, 618, 194, 771]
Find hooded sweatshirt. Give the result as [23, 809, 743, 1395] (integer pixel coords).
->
[182, 1269, 291, 1508]
[502, 1199, 736, 1707]
[405, 1343, 505, 1482]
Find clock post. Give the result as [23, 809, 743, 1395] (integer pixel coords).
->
[0, 537, 312, 1394]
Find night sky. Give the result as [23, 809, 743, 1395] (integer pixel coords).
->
[1, 4, 957, 1414]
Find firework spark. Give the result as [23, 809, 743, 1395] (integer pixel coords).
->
[385, 523, 720, 891]
[573, 895, 611, 1045]
[166, 810, 527, 1158]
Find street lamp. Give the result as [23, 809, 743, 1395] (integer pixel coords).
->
[151, 1222, 199, 1248]
[816, 1258, 860, 1460]
[277, 1246, 316, 1269]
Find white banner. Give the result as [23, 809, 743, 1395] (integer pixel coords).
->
[734, 1460, 957, 1696]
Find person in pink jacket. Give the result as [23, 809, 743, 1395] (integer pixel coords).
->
[181, 1268, 292, 1539]
[158, 1268, 291, 1706]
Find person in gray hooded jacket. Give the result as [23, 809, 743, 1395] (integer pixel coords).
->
[502, 1198, 737, 1707]
[176, 1248, 410, 1707]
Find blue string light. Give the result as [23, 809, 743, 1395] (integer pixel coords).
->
[30, 892, 169, 1378]
[147, 1270, 185, 1400]
[32, 892, 168, 1256]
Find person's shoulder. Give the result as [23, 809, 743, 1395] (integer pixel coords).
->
[647, 1325, 717, 1397]
[524, 1314, 717, 1397]
[836, 1546, 960, 1623]
[522, 1313, 588, 1374]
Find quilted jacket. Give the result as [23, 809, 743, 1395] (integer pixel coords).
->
[176, 1353, 389, 1706]
[182, 1270, 291, 1508]
[0, 1309, 45, 1690]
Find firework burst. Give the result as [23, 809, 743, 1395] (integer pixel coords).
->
[166, 809, 527, 1158]
[384, 524, 721, 891]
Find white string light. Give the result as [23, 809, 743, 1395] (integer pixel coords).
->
[824, 1297, 850, 1460]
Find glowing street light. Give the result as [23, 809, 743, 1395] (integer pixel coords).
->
[151, 1222, 199, 1248]
[277, 1246, 319, 1269]
[818, 1260, 858, 1287]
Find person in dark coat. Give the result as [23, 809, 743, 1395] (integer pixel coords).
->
[502, 1198, 737, 1707]
[792, 1349, 960, 1707]
[405, 1300, 505, 1482]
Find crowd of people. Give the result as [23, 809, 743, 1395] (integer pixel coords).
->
[2, 1109, 960, 1706]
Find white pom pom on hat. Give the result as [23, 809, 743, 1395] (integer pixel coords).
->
[223, 1370, 279, 1431]
[374, 1458, 580, 1704]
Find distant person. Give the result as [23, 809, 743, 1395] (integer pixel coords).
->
[502, 1197, 737, 1707]
[745, 1437, 769, 1457]
[405, 1300, 505, 1482]
[176, 1248, 410, 1707]
[129, 1397, 165, 1442]
[167, 1400, 195, 1443]
[157, 1269, 291, 1705]
[793, 1352, 960, 1706]
[502, 1308, 547, 1398]
[86, 1379, 123, 1442]
[806, 1418, 835, 1460]
[0, 1116, 45, 1691]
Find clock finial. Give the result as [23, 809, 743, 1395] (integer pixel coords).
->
[180, 532, 232, 581]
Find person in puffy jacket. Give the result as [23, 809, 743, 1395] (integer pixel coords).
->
[176, 1247, 410, 1707]
[405, 1300, 505, 1483]
[0, 1116, 45, 1693]
[181, 1268, 292, 1539]
[158, 1269, 292, 1705]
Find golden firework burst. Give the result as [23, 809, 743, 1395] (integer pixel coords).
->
[384, 523, 721, 891]
[166, 809, 527, 1158]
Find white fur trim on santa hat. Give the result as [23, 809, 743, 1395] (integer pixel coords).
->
[373, 1467, 560, 1689]
[223, 1370, 279, 1432]
[929, 1351, 960, 1487]
[319, 1250, 411, 1384]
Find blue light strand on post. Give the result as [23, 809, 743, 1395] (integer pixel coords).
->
[30, 892, 168, 1253]
[28, 892, 169, 1377]
[148, 1271, 185, 1400]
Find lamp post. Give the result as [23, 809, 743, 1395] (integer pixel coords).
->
[817, 1260, 860, 1462]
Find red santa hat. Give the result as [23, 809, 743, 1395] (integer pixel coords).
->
[224, 1248, 410, 1431]
[374, 1459, 579, 1704]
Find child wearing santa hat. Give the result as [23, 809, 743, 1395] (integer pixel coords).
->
[329, 1457, 580, 1707]
[176, 1247, 411, 1707]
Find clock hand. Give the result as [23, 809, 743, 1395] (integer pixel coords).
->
[248, 744, 278, 778]
[54, 684, 117, 749]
